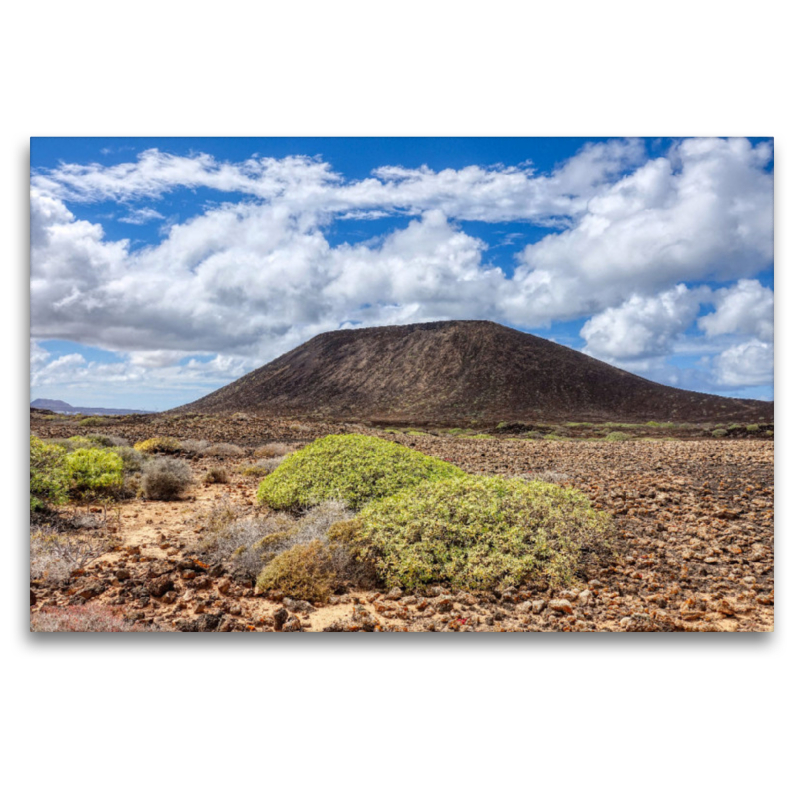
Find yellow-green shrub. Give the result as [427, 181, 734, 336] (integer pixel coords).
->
[30, 436, 68, 512]
[329, 475, 613, 593]
[78, 416, 105, 427]
[64, 448, 124, 499]
[255, 540, 336, 602]
[133, 436, 181, 454]
[256, 434, 463, 511]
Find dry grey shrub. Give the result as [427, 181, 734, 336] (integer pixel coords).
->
[204, 442, 245, 458]
[179, 439, 210, 455]
[30, 525, 111, 583]
[142, 456, 193, 500]
[254, 442, 294, 459]
[112, 445, 145, 473]
[87, 433, 129, 448]
[196, 499, 356, 583]
[203, 466, 229, 484]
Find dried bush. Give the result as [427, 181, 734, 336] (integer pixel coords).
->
[142, 456, 193, 500]
[254, 442, 294, 458]
[178, 439, 210, 455]
[203, 466, 229, 484]
[31, 604, 154, 632]
[204, 442, 245, 458]
[112, 446, 145, 473]
[240, 457, 284, 477]
[30, 436, 68, 512]
[134, 436, 182, 454]
[329, 475, 614, 593]
[257, 434, 463, 511]
[30, 525, 112, 583]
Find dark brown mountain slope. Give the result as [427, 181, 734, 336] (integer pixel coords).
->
[174, 321, 773, 424]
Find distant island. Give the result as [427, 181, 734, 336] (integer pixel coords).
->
[30, 398, 148, 416]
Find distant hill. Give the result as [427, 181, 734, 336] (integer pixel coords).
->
[30, 398, 147, 416]
[174, 320, 774, 424]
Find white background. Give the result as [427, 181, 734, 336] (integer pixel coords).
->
[4, 3, 794, 798]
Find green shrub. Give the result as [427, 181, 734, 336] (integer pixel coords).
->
[64, 448, 124, 499]
[77, 416, 105, 427]
[746, 424, 760, 433]
[711, 428, 728, 438]
[767, 430, 774, 437]
[646, 421, 674, 428]
[30, 436, 68, 512]
[256, 434, 463, 511]
[256, 540, 337, 602]
[329, 475, 613, 593]
[142, 457, 192, 500]
[133, 436, 181, 454]
[605, 431, 631, 442]
[543, 433, 563, 441]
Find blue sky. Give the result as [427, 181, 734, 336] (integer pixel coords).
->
[30, 137, 774, 410]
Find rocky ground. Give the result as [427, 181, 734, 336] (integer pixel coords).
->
[30, 413, 774, 632]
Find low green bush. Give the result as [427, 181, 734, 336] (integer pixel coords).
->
[134, 437, 181, 454]
[329, 475, 613, 593]
[605, 431, 631, 442]
[746, 424, 760, 433]
[30, 436, 68, 512]
[711, 428, 728, 438]
[77, 416, 105, 427]
[256, 434, 463, 511]
[64, 448, 124, 499]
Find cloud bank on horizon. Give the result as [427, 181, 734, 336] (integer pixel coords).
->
[30, 137, 774, 410]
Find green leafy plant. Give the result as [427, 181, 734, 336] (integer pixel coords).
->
[64, 448, 124, 499]
[256, 434, 463, 511]
[328, 474, 614, 593]
[30, 436, 68, 512]
[77, 416, 105, 427]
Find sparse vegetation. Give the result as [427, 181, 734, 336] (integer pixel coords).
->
[31, 604, 154, 632]
[328, 474, 614, 593]
[86, 433, 128, 447]
[239, 457, 284, 478]
[30, 525, 112, 583]
[142, 456, 193, 500]
[746, 424, 760, 433]
[256, 434, 463, 511]
[204, 442, 245, 457]
[711, 428, 728, 438]
[605, 431, 631, 442]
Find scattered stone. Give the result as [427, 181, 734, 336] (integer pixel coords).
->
[283, 597, 315, 614]
[549, 599, 573, 615]
[273, 607, 289, 631]
[281, 615, 303, 632]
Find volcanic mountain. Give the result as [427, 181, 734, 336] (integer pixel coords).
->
[174, 321, 773, 424]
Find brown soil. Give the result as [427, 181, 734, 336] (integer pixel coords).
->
[30, 414, 774, 633]
[173, 321, 773, 424]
